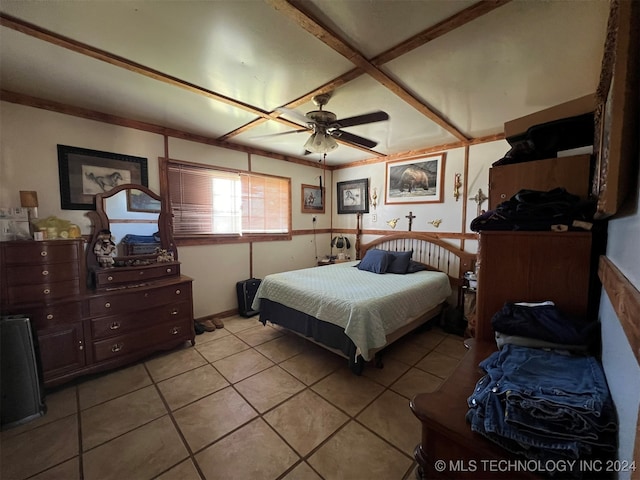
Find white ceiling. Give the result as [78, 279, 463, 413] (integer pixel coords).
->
[0, 0, 610, 167]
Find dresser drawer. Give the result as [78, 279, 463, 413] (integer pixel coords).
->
[89, 281, 191, 317]
[92, 320, 191, 362]
[28, 301, 84, 329]
[7, 279, 81, 304]
[91, 301, 191, 340]
[2, 241, 81, 266]
[6, 263, 79, 286]
[94, 262, 180, 288]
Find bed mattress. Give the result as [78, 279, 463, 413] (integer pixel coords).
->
[253, 261, 451, 360]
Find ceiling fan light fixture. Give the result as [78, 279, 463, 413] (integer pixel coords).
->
[304, 132, 338, 153]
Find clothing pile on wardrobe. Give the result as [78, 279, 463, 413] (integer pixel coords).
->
[467, 302, 618, 476]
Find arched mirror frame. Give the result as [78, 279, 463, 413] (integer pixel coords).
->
[86, 183, 177, 272]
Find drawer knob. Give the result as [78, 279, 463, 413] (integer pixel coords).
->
[166, 268, 172, 273]
[105, 302, 111, 308]
[42, 270, 49, 276]
[109, 321, 121, 330]
[107, 276, 113, 281]
[40, 251, 47, 257]
[43, 288, 51, 295]
[170, 327, 180, 335]
[171, 309, 179, 315]
[175, 289, 181, 295]
[46, 314, 54, 320]
[78, 340, 84, 351]
[139, 271, 144, 275]
[111, 343, 124, 353]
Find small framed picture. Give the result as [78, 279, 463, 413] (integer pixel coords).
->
[385, 153, 446, 204]
[337, 178, 369, 214]
[301, 184, 325, 213]
[57, 145, 148, 210]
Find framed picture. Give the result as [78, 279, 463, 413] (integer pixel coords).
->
[337, 178, 369, 214]
[385, 154, 446, 204]
[127, 189, 161, 213]
[301, 184, 325, 213]
[57, 145, 148, 210]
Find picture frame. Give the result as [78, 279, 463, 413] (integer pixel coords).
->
[127, 189, 162, 213]
[57, 145, 148, 210]
[301, 184, 325, 214]
[337, 178, 369, 214]
[385, 153, 446, 204]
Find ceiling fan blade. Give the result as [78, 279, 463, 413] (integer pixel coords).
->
[275, 107, 312, 127]
[331, 130, 378, 149]
[332, 111, 389, 128]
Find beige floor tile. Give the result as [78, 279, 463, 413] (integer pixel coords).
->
[357, 390, 422, 456]
[362, 356, 411, 386]
[1, 415, 78, 480]
[223, 316, 262, 333]
[78, 363, 151, 410]
[235, 324, 284, 346]
[409, 326, 447, 350]
[384, 337, 431, 365]
[235, 365, 305, 413]
[255, 334, 308, 363]
[145, 347, 207, 382]
[2, 386, 77, 438]
[82, 415, 188, 480]
[264, 390, 348, 456]
[173, 386, 257, 452]
[81, 385, 167, 450]
[212, 348, 274, 383]
[279, 347, 343, 385]
[415, 350, 462, 379]
[434, 335, 469, 359]
[193, 326, 231, 345]
[308, 420, 412, 479]
[312, 368, 384, 416]
[391, 368, 443, 399]
[195, 334, 250, 363]
[281, 462, 323, 480]
[155, 459, 201, 480]
[196, 418, 298, 480]
[158, 364, 229, 410]
[30, 457, 79, 480]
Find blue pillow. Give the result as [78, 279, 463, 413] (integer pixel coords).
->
[386, 250, 413, 274]
[357, 249, 389, 274]
[406, 260, 428, 273]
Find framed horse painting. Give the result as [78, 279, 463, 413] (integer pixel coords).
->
[57, 145, 148, 210]
[337, 178, 369, 214]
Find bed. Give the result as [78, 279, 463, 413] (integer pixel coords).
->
[253, 232, 476, 374]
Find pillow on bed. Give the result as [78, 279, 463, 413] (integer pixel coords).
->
[357, 249, 389, 274]
[385, 250, 413, 274]
[406, 260, 429, 273]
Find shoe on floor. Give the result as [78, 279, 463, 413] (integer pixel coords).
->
[212, 318, 224, 329]
[197, 319, 216, 332]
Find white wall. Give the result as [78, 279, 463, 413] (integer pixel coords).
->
[599, 153, 640, 475]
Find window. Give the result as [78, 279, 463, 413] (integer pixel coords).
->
[164, 159, 291, 242]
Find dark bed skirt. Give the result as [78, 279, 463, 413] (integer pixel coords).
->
[258, 298, 364, 372]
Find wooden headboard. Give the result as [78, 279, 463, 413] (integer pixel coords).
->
[359, 232, 476, 287]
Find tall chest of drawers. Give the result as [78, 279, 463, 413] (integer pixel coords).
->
[0, 240, 87, 384]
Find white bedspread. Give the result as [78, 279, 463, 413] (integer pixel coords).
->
[253, 261, 451, 360]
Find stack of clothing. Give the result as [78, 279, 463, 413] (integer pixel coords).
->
[467, 302, 618, 471]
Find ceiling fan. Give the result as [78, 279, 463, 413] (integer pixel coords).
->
[276, 92, 389, 154]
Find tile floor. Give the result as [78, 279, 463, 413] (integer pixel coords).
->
[0, 316, 468, 480]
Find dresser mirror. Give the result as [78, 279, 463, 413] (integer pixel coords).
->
[86, 183, 177, 272]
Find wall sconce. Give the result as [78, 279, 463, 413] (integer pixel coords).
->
[386, 218, 399, 229]
[428, 219, 442, 228]
[20, 190, 39, 219]
[453, 173, 462, 201]
[370, 187, 378, 210]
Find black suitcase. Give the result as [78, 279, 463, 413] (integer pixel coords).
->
[236, 278, 261, 317]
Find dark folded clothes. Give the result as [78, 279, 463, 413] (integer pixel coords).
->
[491, 302, 596, 346]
